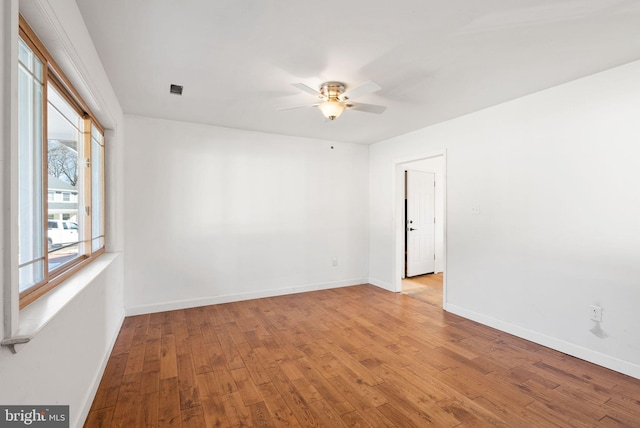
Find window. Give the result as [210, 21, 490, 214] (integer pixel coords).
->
[18, 17, 105, 308]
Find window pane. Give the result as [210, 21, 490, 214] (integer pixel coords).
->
[18, 40, 45, 292]
[18, 39, 42, 82]
[47, 84, 82, 271]
[18, 40, 29, 66]
[18, 24, 107, 306]
[91, 125, 104, 252]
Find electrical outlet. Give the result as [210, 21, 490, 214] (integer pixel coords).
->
[590, 305, 603, 322]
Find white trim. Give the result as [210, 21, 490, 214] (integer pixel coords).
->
[125, 278, 368, 316]
[447, 303, 640, 380]
[2, 0, 20, 340]
[392, 151, 447, 303]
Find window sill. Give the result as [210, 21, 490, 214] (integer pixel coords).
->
[1, 252, 119, 353]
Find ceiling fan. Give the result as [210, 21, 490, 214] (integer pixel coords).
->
[278, 80, 387, 121]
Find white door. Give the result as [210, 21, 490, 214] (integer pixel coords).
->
[406, 170, 435, 277]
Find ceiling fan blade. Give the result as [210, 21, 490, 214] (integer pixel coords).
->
[291, 83, 322, 97]
[276, 104, 318, 111]
[341, 80, 381, 100]
[347, 102, 386, 114]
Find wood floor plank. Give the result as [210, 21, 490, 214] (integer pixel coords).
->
[598, 406, 640, 428]
[607, 384, 640, 418]
[139, 369, 159, 396]
[437, 397, 509, 428]
[292, 356, 356, 416]
[159, 334, 178, 380]
[307, 399, 348, 428]
[230, 367, 263, 406]
[135, 392, 159, 428]
[85, 283, 640, 427]
[505, 365, 560, 390]
[157, 377, 181, 428]
[257, 382, 301, 427]
[214, 324, 245, 370]
[207, 368, 238, 396]
[109, 374, 142, 428]
[84, 407, 114, 428]
[110, 318, 136, 356]
[243, 328, 264, 349]
[143, 335, 161, 369]
[524, 399, 593, 428]
[102, 353, 128, 389]
[369, 361, 453, 404]
[198, 396, 228, 428]
[375, 402, 425, 428]
[320, 339, 385, 387]
[188, 334, 212, 375]
[88, 385, 120, 413]
[374, 379, 462, 427]
[520, 378, 608, 425]
[235, 341, 272, 386]
[180, 406, 205, 428]
[266, 364, 324, 427]
[329, 374, 390, 417]
[89, 353, 127, 411]
[123, 342, 146, 376]
[473, 395, 564, 428]
[176, 353, 200, 410]
[248, 401, 277, 427]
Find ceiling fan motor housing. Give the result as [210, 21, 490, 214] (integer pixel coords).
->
[320, 82, 346, 101]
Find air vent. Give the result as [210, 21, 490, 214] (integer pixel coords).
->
[169, 84, 183, 95]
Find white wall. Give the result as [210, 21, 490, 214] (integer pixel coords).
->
[0, 258, 124, 427]
[1, 1, 125, 427]
[124, 116, 369, 314]
[369, 60, 640, 379]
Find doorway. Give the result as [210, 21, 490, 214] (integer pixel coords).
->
[405, 170, 436, 277]
[394, 153, 446, 308]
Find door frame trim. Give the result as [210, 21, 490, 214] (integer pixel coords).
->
[392, 150, 447, 309]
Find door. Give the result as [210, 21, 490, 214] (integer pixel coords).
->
[406, 170, 435, 277]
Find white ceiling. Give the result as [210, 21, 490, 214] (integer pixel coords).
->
[74, 0, 640, 145]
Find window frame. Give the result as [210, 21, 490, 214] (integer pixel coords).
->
[18, 16, 106, 309]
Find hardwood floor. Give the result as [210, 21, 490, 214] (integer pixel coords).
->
[86, 285, 640, 427]
[402, 273, 443, 307]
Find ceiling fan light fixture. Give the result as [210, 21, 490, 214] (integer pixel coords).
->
[318, 99, 346, 120]
[284, 80, 385, 121]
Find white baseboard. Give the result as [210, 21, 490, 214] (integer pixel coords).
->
[125, 278, 368, 316]
[446, 304, 640, 380]
[76, 310, 126, 428]
[367, 277, 395, 292]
